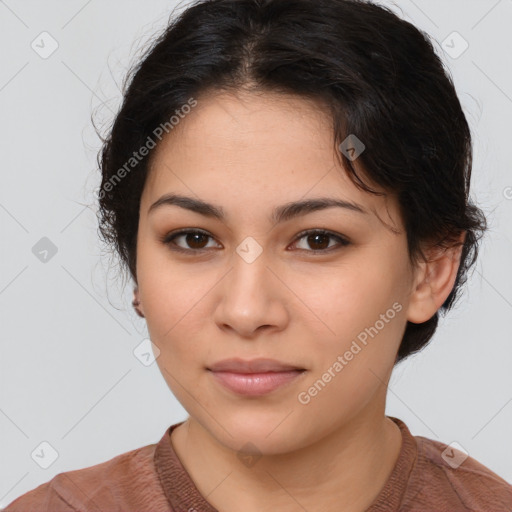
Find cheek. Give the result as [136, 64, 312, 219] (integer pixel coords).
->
[296, 261, 399, 336]
[137, 238, 190, 329]
[297, 303, 404, 420]
[296, 255, 407, 376]
[138, 265, 216, 362]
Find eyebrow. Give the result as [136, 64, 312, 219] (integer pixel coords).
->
[148, 193, 368, 224]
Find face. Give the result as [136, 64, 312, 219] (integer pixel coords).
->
[136, 90, 417, 455]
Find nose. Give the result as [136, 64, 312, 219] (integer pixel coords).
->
[213, 248, 289, 339]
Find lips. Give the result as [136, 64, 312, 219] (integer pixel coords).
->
[207, 358, 307, 396]
[207, 357, 305, 373]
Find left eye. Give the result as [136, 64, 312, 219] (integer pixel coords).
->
[162, 229, 350, 253]
[292, 229, 350, 252]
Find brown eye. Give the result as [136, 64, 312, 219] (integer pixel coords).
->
[183, 232, 209, 249]
[306, 233, 330, 250]
[163, 230, 219, 252]
[292, 229, 350, 253]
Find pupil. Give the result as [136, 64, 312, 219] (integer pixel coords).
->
[188, 233, 207, 249]
[309, 234, 329, 250]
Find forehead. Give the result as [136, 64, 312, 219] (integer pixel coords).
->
[142, 90, 400, 229]
[149, 90, 334, 169]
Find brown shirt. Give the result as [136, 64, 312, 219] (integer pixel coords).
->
[3, 416, 511, 511]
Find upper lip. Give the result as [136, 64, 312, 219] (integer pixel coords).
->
[207, 358, 305, 373]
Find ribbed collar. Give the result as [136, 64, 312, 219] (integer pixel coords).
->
[154, 416, 417, 512]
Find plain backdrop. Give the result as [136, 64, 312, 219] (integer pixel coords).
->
[1, 0, 511, 506]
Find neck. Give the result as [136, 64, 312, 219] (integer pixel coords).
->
[170, 400, 402, 512]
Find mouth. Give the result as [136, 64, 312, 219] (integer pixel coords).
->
[206, 358, 307, 396]
[208, 369, 307, 396]
[207, 357, 306, 373]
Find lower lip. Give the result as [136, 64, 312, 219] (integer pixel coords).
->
[208, 370, 305, 396]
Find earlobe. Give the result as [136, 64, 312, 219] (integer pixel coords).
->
[132, 286, 145, 318]
[406, 233, 465, 324]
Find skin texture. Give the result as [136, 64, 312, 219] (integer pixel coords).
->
[134, 90, 464, 512]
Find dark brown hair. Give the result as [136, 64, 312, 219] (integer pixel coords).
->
[95, 0, 487, 364]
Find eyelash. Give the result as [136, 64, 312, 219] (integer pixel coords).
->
[161, 228, 350, 255]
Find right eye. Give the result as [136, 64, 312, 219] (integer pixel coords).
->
[162, 229, 220, 253]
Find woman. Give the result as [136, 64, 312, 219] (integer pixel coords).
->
[4, 0, 511, 510]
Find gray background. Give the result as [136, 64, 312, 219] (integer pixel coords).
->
[1, 0, 511, 506]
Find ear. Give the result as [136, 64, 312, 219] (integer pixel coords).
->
[132, 286, 145, 318]
[406, 232, 466, 324]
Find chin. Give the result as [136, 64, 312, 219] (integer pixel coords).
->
[202, 410, 309, 456]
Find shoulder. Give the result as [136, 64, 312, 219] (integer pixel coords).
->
[2, 442, 169, 512]
[406, 433, 512, 511]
